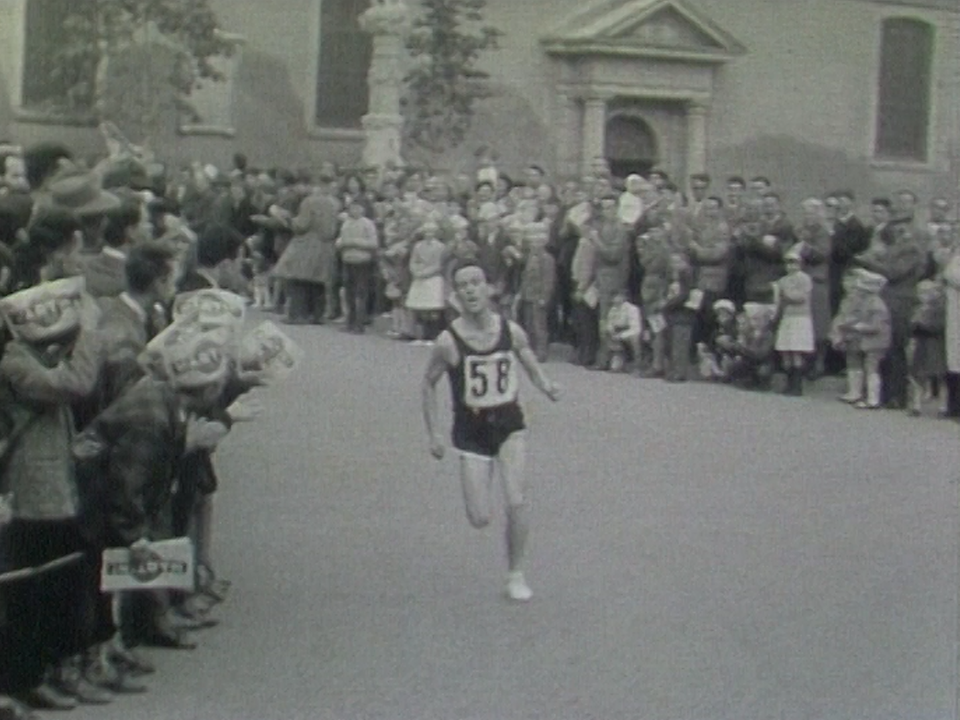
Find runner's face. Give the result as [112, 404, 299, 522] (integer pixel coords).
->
[454, 267, 490, 313]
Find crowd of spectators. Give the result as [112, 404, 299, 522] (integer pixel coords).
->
[0, 134, 957, 718]
[0, 140, 281, 719]
[188, 145, 957, 414]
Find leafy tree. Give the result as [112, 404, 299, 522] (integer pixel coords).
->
[48, 0, 234, 141]
[402, 0, 502, 154]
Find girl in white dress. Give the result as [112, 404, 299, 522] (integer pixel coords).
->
[773, 244, 814, 395]
[405, 221, 448, 343]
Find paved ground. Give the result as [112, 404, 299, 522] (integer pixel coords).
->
[70, 314, 959, 720]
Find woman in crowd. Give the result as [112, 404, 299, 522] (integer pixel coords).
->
[796, 197, 833, 378]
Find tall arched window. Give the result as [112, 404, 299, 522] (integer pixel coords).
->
[874, 18, 935, 162]
[21, 0, 95, 112]
[315, 0, 373, 130]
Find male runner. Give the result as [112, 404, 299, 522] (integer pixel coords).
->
[422, 260, 560, 602]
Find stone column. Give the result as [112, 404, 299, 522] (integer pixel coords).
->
[557, 93, 582, 179]
[359, 0, 411, 168]
[685, 100, 709, 177]
[0, 0, 27, 117]
[581, 95, 608, 176]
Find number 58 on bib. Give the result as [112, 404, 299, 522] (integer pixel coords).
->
[464, 352, 519, 409]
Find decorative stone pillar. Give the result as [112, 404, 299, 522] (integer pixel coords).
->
[950, 12, 960, 203]
[359, 0, 411, 169]
[581, 95, 608, 176]
[0, 0, 27, 116]
[557, 93, 582, 179]
[685, 100, 709, 177]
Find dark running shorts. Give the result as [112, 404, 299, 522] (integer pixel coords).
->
[451, 403, 526, 457]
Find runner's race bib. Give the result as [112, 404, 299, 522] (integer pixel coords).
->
[463, 351, 519, 410]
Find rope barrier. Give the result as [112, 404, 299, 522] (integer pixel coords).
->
[0, 551, 85, 587]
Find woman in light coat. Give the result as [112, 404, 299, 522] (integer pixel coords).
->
[272, 178, 341, 323]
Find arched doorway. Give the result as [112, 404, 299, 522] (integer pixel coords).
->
[604, 114, 657, 179]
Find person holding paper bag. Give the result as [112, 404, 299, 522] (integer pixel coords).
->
[82, 319, 235, 650]
[0, 277, 111, 709]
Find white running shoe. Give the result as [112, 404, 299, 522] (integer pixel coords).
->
[506, 571, 533, 602]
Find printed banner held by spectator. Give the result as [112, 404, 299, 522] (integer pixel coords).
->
[173, 288, 246, 329]
[100, 537, 195, 593]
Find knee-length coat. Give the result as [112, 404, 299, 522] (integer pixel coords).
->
[273, 191, 341, 285]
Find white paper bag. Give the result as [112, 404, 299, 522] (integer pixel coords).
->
[582, 285, 599, 310]
[240, 321, 304, 382]
[648, 313, 667, 334]
[684, 289, 704, 311]
[101, 537, 195, 592]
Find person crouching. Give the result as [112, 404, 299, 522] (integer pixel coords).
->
[604, 290, 642, 373]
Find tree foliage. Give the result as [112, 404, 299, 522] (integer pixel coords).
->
[402, 0, 502, 154]
[48, 0, 233, 140]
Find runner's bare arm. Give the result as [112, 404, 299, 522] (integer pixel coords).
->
[422, 331, 456, 458]
[509, 321, 560, 402]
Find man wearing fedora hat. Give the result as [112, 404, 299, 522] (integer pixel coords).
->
[39, 170, 123, 263]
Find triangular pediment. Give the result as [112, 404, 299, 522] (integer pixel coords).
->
[541, 0, 746, 62]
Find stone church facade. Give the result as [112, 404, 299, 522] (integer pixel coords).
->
[0, 0, 957, 206]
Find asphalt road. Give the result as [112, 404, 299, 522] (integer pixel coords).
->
[69, 315, 960, 720]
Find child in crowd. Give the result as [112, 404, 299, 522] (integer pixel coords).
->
[661, 251, 697, 382]
[405, 220, 447, 344]
[248, 234, 273, 309]
[772, 245, 814, 396]
[838, 269, 891, 409]
[380, 218, 413, 339]
[604, 290, 643, 373]
[830, 271, 864, 402]
[698, 298, 737, 380]
[728, 303, 777, 389]
[335, 198, 380, 334]
[907, 279, 947, 416]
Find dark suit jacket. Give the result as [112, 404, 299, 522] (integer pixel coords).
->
[854, 222, 925, 329]
[83, 377, 187, 545]
[472, 229, 511, 292]
[829, 215, 869, 313]
[741, 215, 795, 302]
